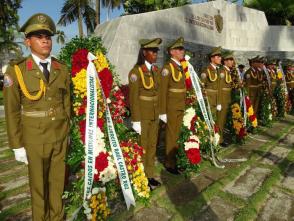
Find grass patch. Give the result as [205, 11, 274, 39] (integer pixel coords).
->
[234, 149, 294, 221]
[0, 199, 31, 220]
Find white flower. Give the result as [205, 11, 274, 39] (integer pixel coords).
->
[107, 98, 111, 104]
[94, 127, 106, 157]
[114, 86, 119, 91]
[86, 214, 92, 220]
[183, 107, 196, 128]
[83, 201, 90, 209]
[92, 187, 99, 195]
[213, 133, 220, 146]
[184, 135, 200, 150]
[84, 207, 91, 215]
[217, 104, 222, 111]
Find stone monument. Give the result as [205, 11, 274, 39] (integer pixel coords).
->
[94, 0, 294, 84]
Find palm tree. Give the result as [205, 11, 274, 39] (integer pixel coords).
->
[58, 0, 96, 38]
[244, 0, 294, 25]
[95, 0, 100, 25]
[56, 30, 66, 45]
[101, 0, 123, 21]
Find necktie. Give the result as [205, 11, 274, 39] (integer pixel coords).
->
[40, 62, 50, 82]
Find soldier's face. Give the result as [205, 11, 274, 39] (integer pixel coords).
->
[143, 48, 158, 64]
[25, 34, 52, 59]
[170, 48, 185, 61]
[211, 55, 222, 65]
[224, 58, 234, 68]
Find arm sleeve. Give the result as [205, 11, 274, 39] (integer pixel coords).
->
[3, 65, 23, 148]
[128, 70, 140, 122]
[159, 66, 170, 114]
[64, 68, 71, 120]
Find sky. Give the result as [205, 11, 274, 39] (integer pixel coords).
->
[18, 0, 243, 56]
[18, 0, 124, 55]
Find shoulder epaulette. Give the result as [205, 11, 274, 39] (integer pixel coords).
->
[8, 57, 26, 66]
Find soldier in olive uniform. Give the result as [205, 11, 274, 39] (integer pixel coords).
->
[159, 37, 186, 174]
[3, 14, 70, 221]
[285, 60, 294, 114]
[266, 58, 278, 91]
[244, 56, 263, 116]
[128, 38, 162, 189]
[201, 47, 233, 146]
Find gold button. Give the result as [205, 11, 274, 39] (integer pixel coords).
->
[36, 72, 40, 75]
[52, 117, 56, 121]
[48, 97, 52, 101]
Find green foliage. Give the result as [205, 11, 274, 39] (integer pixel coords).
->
[0, 0, 23, 55]
[273, 81, 286, 118]
[58, 0, 96, 37]
[59, 36, 106, 70]
[258, 85, 273, 127]
[123, 0, 191, 14]
[244, 0, 294, 25]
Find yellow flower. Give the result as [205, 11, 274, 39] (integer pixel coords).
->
[248, 106, 254, 116]
[277, 71, 283, 80]
[94, 52, 109, 72]
[252, 118, 258, 127]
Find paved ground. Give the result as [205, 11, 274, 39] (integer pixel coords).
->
[0, 115, 293, 221]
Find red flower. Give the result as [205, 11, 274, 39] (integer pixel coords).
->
[98, 68, 113, 98]
[78, 106, 86, 115]
[190, 115, 198, 132]
[79, 120, 86, 143]
[238, 127, 246, 138]
[245, 96, 252, 109]
[249, 114, 256, 122]
[71, 49, 89, 76]
[95, 152, 109, 172]
[97, 118, 104, 130]
[214, 124, 220, 133]
[186, 148, 201, 164]
[185, 77, 192, 90]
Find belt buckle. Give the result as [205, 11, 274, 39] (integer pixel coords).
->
[48, 107, 56, 117]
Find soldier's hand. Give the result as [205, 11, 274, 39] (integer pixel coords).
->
[131, 122, 141, 135]
[159, 114, 167, 123]
[13, 147, 28, 165]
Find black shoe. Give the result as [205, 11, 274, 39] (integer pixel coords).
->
[148, 178, 161, 187]
[220, 141, 230, 147]
[166, 167, 181, 175]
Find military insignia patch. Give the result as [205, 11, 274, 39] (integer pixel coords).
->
[161, 68, 169, 77]
[3, 75, 13, 87]
[201, 73, 207, 79]
[37, 15, 46, 23]
[130, 74, 137, 83]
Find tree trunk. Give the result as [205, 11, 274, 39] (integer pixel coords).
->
[78, 5, 84, 37]
[96, 0, 100, 25]
[107, 3, 110, 21]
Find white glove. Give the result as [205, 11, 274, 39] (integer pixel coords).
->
[159, 114, 167, 123]
[132, 122, 141, 135]
[216, 104, 222, 111]
[13, 147, 28, 165]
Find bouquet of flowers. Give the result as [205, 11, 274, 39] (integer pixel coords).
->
[59, 37, 150, 220]
[176, 59, 220, 176]
[273, 68, 286, 118]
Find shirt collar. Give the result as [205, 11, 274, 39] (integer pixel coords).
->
[171, 58, 181, 67]
[31, 53, 52, 69]
[144, 60, 152, 71]
[210, 63, 218, 70]
[224, 65, 230, 71]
